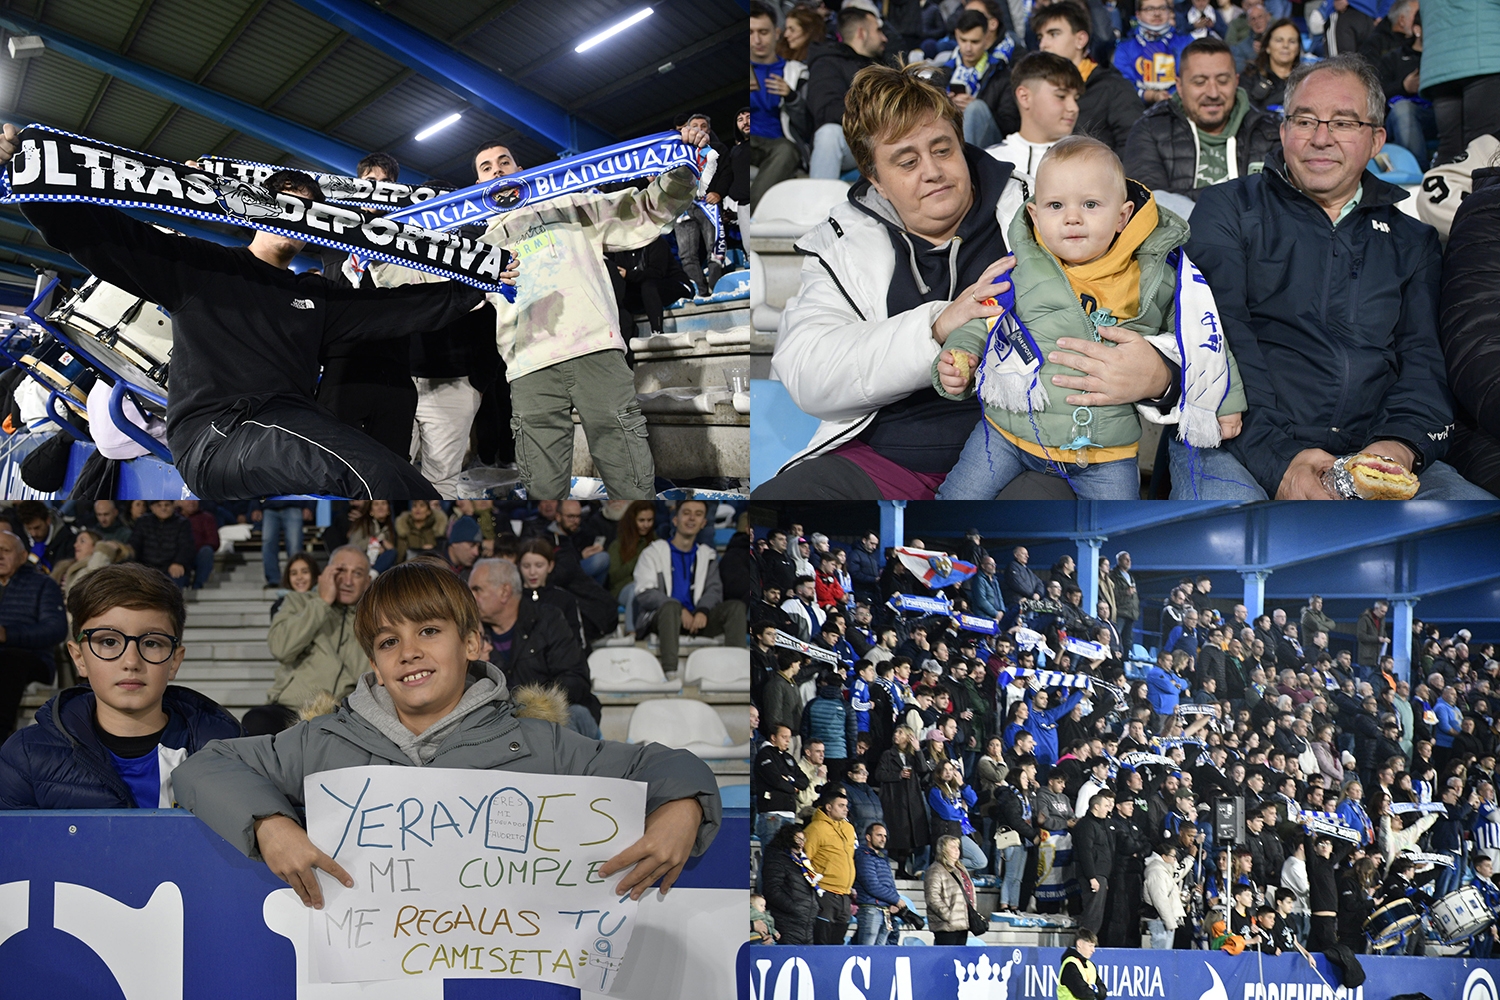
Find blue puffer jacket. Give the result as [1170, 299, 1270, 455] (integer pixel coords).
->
[0, 685, 242, 809]
[848, 547, 882, 591]
[801, 682, 857, 759]
[853, 844, 903, 907]
[1188, 150, 1453, 495]
[0, 563, 66, 655]
[1419, 0, 1500, 91]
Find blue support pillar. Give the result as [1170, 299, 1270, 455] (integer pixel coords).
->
[1077, 537, 1104, 618]
[1242, 570, 1270, 619]
[0, 10, 389, 178]
[287, 0, 614, 153]
[1392, 599, 1417, 685]
[878, 502, 905, 555]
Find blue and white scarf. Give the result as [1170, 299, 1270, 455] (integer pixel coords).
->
[772, 629, 840, 665]
[1301, 810, 1360, 842]
[0, 124, 514, 294]
[996, 667, 1093, 690]
[385, 131, 714, 233]
[887, 593, 954, 616]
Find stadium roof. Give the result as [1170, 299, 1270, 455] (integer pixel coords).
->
[0, 0, 747, 281]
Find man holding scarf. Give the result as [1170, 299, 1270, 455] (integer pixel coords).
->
[470, 123, 712, 500]
[0, 124, 508, 500]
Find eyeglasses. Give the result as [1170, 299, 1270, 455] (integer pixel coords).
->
[77, 628, 181, 663]
[1283, 115, 1378, 138]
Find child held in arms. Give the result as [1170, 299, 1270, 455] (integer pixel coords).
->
[0, 562, 242, 808]
[173, 561, 721, 909]
[933, 135, 1246, 499]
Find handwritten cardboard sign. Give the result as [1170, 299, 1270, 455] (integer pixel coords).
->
[302, 766, 646, 992]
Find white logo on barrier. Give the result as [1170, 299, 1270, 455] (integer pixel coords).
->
[0, 880, 183, 1000]
[1197, 963, 1229, 1000]
[1465, 969, 1499, 1000]
[957, 950, 1023, 1000]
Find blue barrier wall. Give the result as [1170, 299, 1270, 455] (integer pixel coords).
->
[738, 945, 1500, 1000]
[0, 808, 747, 999]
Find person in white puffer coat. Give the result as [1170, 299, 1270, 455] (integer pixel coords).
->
[1142, 843, 1187, 949]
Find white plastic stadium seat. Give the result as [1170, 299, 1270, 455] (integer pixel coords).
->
[684, 647, 751, 692]
[587, 647, 682, 694]
[626, 699, 750, 759]
[745, 178, 851, 240]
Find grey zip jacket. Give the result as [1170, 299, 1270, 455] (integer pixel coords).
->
[175, 662, 722, 858]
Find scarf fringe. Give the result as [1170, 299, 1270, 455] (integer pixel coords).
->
[979, 367, 1049, 414]
[1177, 402, 1223, 448]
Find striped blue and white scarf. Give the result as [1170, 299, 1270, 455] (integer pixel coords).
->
[0, 124, 514, 294]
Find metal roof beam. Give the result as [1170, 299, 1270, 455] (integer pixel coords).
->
[286, 0, 613, 153]
[0, 9, 375, 176]
[136, 0, 272, 152]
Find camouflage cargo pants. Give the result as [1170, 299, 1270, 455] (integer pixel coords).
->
[509, 348, 654, 500]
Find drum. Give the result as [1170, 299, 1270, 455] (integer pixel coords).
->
[19, 336, 95, 419]
[1364, 897, 1421, 949]
[1431, 887, 1494, 943]
[48, 276, 173, 405]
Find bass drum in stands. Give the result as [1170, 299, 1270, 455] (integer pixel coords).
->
[47, 276, 172, 414]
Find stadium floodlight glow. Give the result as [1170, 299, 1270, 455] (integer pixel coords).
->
[414, 112, 462, 141]
[574, 7, 653, 53]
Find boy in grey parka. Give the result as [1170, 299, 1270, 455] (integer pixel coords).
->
[175, 562, 721, 909]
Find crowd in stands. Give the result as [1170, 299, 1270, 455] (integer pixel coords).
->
[750, 525, 1500, 958]
[0, 497, 744, 910]
[751, 0, 1500, 502]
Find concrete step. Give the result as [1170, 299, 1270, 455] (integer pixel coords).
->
[190, 641, 275, 661]
[184, 611, 277, 627]
[186, 599, 276, 615]
[182, 627, 281, 642]
[173, 661, 278, 681]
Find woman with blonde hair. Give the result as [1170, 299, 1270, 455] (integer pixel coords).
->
[924, 834, 978, 944]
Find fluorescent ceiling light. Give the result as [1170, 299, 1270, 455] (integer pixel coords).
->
[575, 7, 653, 53]
[415, 112, 462, 141]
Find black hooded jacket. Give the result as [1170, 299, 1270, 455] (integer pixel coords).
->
[1439, 167, 1500, 495]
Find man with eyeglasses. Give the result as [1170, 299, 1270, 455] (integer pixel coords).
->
[1113, 0, 1191, 103]
[1123, 37, 1281, 200]
[1176, 55, 1493, 500]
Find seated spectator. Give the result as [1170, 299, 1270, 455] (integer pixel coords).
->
[468, 556, 599, 737]
[1123, 37, 1280, 201]
[759, 65, 1031, 499]
[1438, 149, 1500, 495]
[1239, 19, 1304, 112]
[266, 545, 371, 710]
[516, 538, 586, 649]
[49, 529, 99, 593]
[1178, 0, 1228, 39]
[395, 499, 447, 562]
[934, 135, 1245, 499]
[16, 500, 73, 572]
[634, 498, 748, 672]
[0, 530, 67, 740]
[807, 5, 889, 179]
[1226, 0, 1271, 68]
[129, 500, 195, 589]
[517, 536, 618, 648]
[1113, 0, 1191, 104]
[444, 515, 483, 584]
[0, 563, 241, 808]
[749, 3, 806, 211]
[607, 500, 656, 637]
[348, 499, 399, 574]
[1180, 56, 1493, 499]
[269, 552, 320, 622]
[175, 561, 718, 909]
[985, 52, 1084, 177]
[176, 500, 219, 590]
[259, 501, 310, 589]
[1377, 12, 1433, 168]
[1028, 1, 1143, 153]
[88, 500, 133, 545]
[936, 7, 1018, 147]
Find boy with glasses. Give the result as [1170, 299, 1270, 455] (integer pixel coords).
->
[0, 563, 241, 808]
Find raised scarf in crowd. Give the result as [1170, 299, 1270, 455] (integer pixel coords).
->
[771, 629, 840, 666]
[193, 155, 454, 210]
[384, 131, 714, 232]
[0, 124, 514, 294]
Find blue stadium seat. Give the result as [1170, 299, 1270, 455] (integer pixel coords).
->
[1369, 144, 1424, 186]
[720, 784, 750, 810]
[749, 379, 819, 489]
